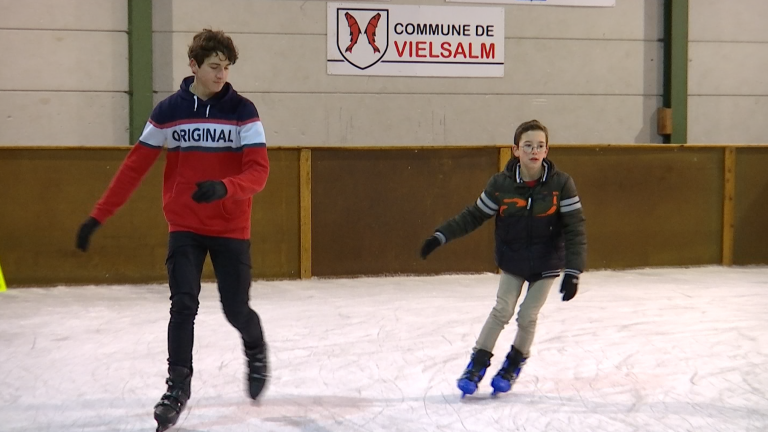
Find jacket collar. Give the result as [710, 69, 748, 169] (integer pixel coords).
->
[505, 157, 554, 184]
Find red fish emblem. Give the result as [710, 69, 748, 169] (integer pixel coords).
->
[344, 12, 383, 54]
[365, 13, 382, 54]
[344, 12, 361, 53]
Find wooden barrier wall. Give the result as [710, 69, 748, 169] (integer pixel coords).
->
[310, 148, 498, 277]
[733, 148, 768, 265]
[554, 147, 725, 268]
[0, 145, 766, 287]
[0, 148, 300, 286]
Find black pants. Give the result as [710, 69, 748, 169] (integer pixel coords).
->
[165, 231, 265, 371]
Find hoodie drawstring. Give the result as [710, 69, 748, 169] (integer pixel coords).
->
[192, 86, 210, 117]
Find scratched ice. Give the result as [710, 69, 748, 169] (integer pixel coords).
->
[1, 266, 767, 431]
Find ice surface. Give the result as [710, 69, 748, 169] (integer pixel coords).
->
[1, 266, 767, 431]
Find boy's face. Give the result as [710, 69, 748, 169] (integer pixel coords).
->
[189, 52, 231, 95]
[513, 130, 548, 168]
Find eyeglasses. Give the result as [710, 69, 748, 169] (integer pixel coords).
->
[519, 144, 547, 154]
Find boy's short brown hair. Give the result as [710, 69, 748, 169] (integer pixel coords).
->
[513, 120, 549, 146]
[188, 29, 239, 67]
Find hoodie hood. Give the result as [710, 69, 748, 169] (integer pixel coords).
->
[503, 157, 557, 183]
[178, 76, 235, 117]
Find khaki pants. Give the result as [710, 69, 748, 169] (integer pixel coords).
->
[474, 272, 555, 357]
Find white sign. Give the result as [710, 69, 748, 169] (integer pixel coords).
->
[445, 0, 614, 6]
[327, 2, 505, 77]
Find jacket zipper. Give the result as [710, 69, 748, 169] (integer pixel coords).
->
[526, 191, 534, 272]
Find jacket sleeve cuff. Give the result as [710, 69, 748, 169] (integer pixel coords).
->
[434, 231, 447, 244]
[89, 210, 109, 225]
[563, 269, 582, 276]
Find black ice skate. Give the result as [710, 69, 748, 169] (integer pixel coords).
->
[153, 366, 191, 432]
[457, 348, 493, 398]
[491, 345, 526, 396]
[245, 344, 269, 400]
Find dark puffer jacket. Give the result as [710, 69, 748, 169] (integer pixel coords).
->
[434, 157, 586, 281]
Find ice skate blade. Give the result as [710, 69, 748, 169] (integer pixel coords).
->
[156, 423, 173, 432]
[154, 412, 177, 432]
[457, 379, 478, 396]
[490, 376, 511, 395]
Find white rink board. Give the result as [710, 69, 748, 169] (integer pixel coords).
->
[327, 2, 505, 77]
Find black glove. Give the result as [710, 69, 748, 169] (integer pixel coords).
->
[560, 273, 579, 301]
[76, 217, 101, 252]
[192, 180, 228, 203]
[420, 234, 443, 259]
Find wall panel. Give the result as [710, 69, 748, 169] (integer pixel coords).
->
[0, 92, 129, 146]
[553, 146, 724, 269]
[733, 148, 768, 265]
[311, 148, 499, 277]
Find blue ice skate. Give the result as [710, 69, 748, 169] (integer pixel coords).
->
[490, 346, 526, 396]
[457, 349, 493, 398]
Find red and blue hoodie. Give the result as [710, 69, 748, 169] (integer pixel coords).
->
[90, 76, 269, 239]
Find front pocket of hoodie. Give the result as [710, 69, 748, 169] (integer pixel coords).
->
[163, 182, 226, 229]
[164, 183, 251, 230]
[163, 182, 196, 220]
[220, 197, 251, 222]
